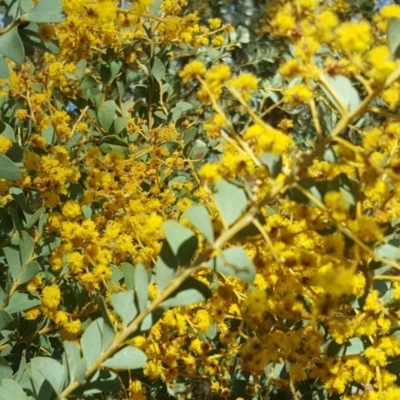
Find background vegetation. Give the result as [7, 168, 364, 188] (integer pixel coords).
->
[2, 0, 400, 399]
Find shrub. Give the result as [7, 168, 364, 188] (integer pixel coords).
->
[2, 0, 400, 399]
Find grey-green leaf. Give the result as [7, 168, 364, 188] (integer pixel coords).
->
[0, 311, 14, 331]
[19, 231, 34, 266]
[0, 356, 13, 380]
[135, 264, 148, 312]
[152, 57, 166, 81]
[30, 357, 65, 395]
[163, 221, 198, 265]
[0, 55, 10, 78]
[388, 18, 400, 59]
[171, 102, 192, 123]
[5, 293, 41, 314]
[320, 74, 360, 113]
[121, 262, 135, 290]
[26, 0, 66, 23]
[208, 246, 256, 283]
[0, 154, 21, 180]
[214, 179, 247, 226]
[111, 290, 138, 326]
[155, 241, 178, 291]
[18, 261, 41, 286]
[81, 319, 103, 366]
[327, 337, 365, 357]
[97, 100, 117, 131]
[183, 205, 214, 244]
[102, 346, 147, 370]
[0, 379, 33, 400]
[3, 246, 21, 281]
[63, 341, 81, 382]
[162, 277, 211, 308]
[258, 153, 282, 179]
[0, 26, 24, 65]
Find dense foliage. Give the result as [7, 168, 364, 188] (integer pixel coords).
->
[3, 0, 400, 399]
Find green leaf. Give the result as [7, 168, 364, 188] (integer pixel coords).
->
[74, 358, 87, 386]
[5, 293, 41, 314]
[171, 102, 192, 123]
[3, 246, 21, 281]
[327, 337, 365, 357]
[154, 110, 168, 120]
[19, 231, 34, 266]
[102, 346, 147, 370]
[0, 356, 13, 379]
[140, 308, 164, 332]
[388, 18, 400, 59]
[286, 177, 326, 206]
[63, 341, 81, 382]
[121, 262, 135, 290]
[214, 179, 247, 226]
[98, 100, 118, 131]
[111, 290, 138, 326]
[376, 242, 400, 261]
[98, 299, 115, 350]
[155, 241, 178, 291]
[0, 124, 14, 142]
[109, 60, 122, 82]
[75, 59, 87, 79]
[25, 207, 46, 229]
[162, 276, 211, 308]
[18, 261, 40, 286]
[208, 246, 256, 283]
[111, 117, 128, 135]
[0, 55, 10, 78]
[258, 153, 282, 179]
[0, 311, 14, 330]
[0, 26, 24, 65]
[0, 208, 14, 241]
[81, 319, 103, 366]
[163, 221, 198, 265]
[30, 357, 65, 395]
[80, 370, 120, 395]
[0, 379, 33, 400]
[320, 74, 360, 113]
[81, 75, 98, 90]
[26, 0, 66, 23]
[183, 205, 214, 244]
[0, 154, 21, 180]
[135, 264, 148, 312]
[152, 57, 166, 81]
